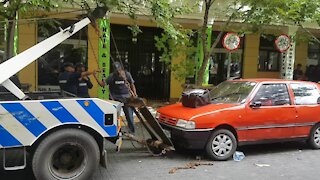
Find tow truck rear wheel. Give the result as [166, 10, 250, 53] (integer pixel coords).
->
[206, 129, 237, 161]
[32, 128, 100, 180]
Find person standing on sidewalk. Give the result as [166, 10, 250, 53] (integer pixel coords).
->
[293, 64, 304, 80]
[94, 62, 137, 134]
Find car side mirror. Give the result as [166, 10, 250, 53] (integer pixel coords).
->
[317, 97, 320, 104]
[250, 101, 262, 108]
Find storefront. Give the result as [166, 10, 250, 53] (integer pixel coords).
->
[12, 12, 311, 100]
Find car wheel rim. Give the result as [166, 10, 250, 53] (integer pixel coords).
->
[49, 143, 87, 180]
[314, 127, 320, 146]
[212, 134, 233, 157]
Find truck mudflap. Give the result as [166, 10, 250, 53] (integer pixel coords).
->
[124, 97, 175, 155]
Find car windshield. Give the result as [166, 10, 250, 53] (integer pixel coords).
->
[210, 81, 256, 104]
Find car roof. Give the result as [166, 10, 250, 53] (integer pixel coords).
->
[229, 78, 317, 84]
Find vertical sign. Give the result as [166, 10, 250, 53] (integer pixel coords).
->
[195, 27, 212, 85]
[98, 18, 110, 99]
[14, 13, 19, 56]
[275, 33, 294, 80]
[204, 26, 212, 85]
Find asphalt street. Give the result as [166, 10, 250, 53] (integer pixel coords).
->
[1, 125, 320, 180]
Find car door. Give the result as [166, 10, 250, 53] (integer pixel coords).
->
[289, 83, 320, 138]
[242, 83, 297, 141]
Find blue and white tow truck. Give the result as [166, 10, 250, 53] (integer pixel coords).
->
[0, 7, 174, 180]
[0, 7, 123, 180]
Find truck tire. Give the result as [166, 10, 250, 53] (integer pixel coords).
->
[32, 128, 100, 180]
[206, 129, 237, 161]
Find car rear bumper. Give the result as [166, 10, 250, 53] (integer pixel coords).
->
[160, 123, 213, 149]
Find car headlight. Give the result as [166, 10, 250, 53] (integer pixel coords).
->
[176, 119, 196, 129]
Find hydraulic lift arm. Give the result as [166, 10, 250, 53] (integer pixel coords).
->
[0, 8, 107, 99]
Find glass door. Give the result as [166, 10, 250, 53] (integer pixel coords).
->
[209, 49, 243, 85]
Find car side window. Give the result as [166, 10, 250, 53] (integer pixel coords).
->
[253, 84, 290, 106]
[290, 83, 320, 105]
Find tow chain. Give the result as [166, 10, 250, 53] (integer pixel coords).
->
[122, 132, 174, 156]
[169, 161, 214, 174]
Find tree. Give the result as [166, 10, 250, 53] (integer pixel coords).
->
[238, 0, 320, 42]
[1, 0, 191, 61]
[83, 0, 192, 43]
[197, 0, 320, 85]
[0, 0, 68, 61]
[4, 0, 319, 86]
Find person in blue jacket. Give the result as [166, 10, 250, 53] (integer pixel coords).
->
[58, 62, 95, 96]
[75, 63, 93, 98]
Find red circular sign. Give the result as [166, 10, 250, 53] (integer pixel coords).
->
[275, 34, 291, 53]
[222, 33, 241, 51]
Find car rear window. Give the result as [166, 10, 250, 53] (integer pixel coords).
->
[290, 83, 320, 105]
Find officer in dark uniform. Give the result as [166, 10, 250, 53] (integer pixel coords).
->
[58, 62, 95, 96]
[94, 62, 137, 133]
[58, 62, 78, 96]
[75, 63, 93, 98]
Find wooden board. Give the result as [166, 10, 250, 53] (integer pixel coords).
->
[137, 107, 173, 146]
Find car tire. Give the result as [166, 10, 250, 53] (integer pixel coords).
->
[308, 124, 320, 149]
[206, 129, 237, 161]
[32, 128, 100, 180]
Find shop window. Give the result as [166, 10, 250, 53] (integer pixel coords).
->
[37, 19, 88, 90]
[308, 42, 320, 65]
[186, 31, 244, 85]
[258, 36, 281, 72]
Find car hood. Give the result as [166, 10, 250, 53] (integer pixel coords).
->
[157, 103, 239, 120]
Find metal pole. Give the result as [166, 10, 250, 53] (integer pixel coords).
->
[227, 52, 231, 79]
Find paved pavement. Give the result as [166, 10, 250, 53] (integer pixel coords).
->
[2, 124, 320, 180]
[94, 139, 320, 180]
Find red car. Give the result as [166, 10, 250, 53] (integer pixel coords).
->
[157, 79, 320, 160]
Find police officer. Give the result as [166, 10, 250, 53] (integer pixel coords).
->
[58, 62, 95, 96]
[75, 63, 93, 98]
[94, 62, 137, 133]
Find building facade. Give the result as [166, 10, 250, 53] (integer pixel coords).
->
[7, 9, 318, 100]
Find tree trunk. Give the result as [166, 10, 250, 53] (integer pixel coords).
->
[196, 0, 211, 86]
[196, 2, 241, 86]
[5, 14, 17, 60]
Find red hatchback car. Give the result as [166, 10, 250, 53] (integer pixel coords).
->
[157, 79, 320, 160]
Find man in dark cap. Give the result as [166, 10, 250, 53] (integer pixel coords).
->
[94, 61, 137, 133]
[75, 63, 93, 98]
[58, 62, 96, 96]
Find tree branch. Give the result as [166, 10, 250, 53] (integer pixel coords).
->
[209, 3, 244, 55]
[0, 11, 9, 18]
[0, 0, 9, 5]
[298, 23, 320, 44]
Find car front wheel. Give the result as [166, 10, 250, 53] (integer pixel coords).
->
[308, 124, 320, 149]
[206, 129, 237, 161]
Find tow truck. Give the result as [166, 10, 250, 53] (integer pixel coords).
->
[0, 7, 173, 180]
